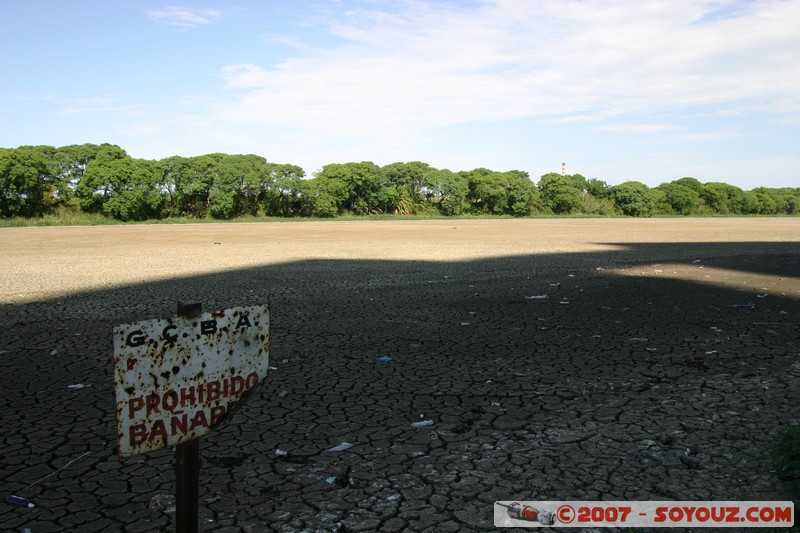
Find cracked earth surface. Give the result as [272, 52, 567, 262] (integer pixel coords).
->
[0, 218, 798, 532]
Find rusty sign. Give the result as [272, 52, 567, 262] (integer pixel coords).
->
[113, 305, 269, 458]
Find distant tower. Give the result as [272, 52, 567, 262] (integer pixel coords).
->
[561, 162, 566, 176]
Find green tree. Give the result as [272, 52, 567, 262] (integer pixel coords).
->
[426, 169, 469, 216]
[77, 154, 165, 220]
[701, 182, 743, 214]
[207, 154, 269, 219]
[586, 178, 611, 199]
[315, 162, 381, 215]
[610, 181, 654, 217]
[537, 173, 582, 214]
[380, 162, 433, 214]
[51, 143, 105, 203]
[261, 164, 306, 217]
[656, 182, 700, 215]
[0, 147, 55, 217]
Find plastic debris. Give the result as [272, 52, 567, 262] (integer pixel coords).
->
[558, 299, 570, 305]
[595, 267, 605, 271]
[0, 350, 9, 355]
[150, 494, 176, 514]
[726, 303, 756, 310]
[693, 259, 702, 263]
[377, 355, 392, 362]
[50, 346, 67, 356]
[525, 295, 549, 300]
[411, 420, 434, 429]
[325, 476, 337, 484]
[629, 337, 649, 342]
[274, 449, 288, 457]
[5, 495, 34, 508]
[460, 321, 471, 326]
[757, 294, 768, 298]
[67, 384, 91, 389]
[327, 442, 353, 453]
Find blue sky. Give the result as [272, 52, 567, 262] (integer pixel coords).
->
[1, 0, 798, 189]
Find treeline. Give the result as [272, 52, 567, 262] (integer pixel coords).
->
[1, 143, 798, 221]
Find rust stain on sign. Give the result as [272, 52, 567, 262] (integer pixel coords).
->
[113, 305, 269, 458]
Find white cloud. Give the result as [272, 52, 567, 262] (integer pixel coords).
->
[597, 124, 683, 134]
[213, 1, 799, 136]
[148, 6, 221, 30]
[43, 95, 118, 115]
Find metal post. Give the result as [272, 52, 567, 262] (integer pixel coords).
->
[175, 302, 202, 533]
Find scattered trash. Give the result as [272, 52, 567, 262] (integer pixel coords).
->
[50, 346, 67, 356]
[5, 495, 34, 508]
[150, 494, 176, 514]
[274, 449, 288, 457]
[277, 390, 288, 398]
[67, 384, 91, 390]
[756, 294, 768, 298]
[693, 259, 702, 263]
[204, 495, 221, 504]
[0, 350, 9, 355]
[460, 321, 471, 326]
[646, 347, 658, 352]
[549, 283, 560, 288]
[595, 267, 605, 271]
[327, 442, 353, 453]
[558, 299, 570, 305]
[269, 366, 278, 370]
[377, 355, 392, 362]
[525, 295, 549, 300]
[705, 350, 718, 355]
[568, 274, 576, 277]
[726, 303, 756, 310]
[629, 337, 649, 342]
[411, 420, 434, 429]
[325, 476, 337, 484]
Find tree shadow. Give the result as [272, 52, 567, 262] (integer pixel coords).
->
[0, 240, 798, 530]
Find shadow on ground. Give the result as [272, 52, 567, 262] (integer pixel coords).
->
[1, 241, 799, 532]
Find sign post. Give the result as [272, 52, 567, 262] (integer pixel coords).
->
[175, 302, 202, 533]
[113, 302, 270, 532]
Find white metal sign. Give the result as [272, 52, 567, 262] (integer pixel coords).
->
[113, 305, 269, 458]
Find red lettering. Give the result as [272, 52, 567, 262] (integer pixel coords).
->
[246, 372, 258, 389]
[725, 507, 739, 522]
[128, 397, 145, 419]
[695, 507, 709, 522]
[775, 507, 792, 523]
[223, 378, 229, 398]
[207, 381, 221, 402]
[682, 507, 696, 521]
[146, 393, 160, 415]
[710, 507, 726, 522]
[163, 390, 179, 411]
[130, 423, 147, 446]
[170, 413, 188, 436]
[231, 376, 245, 395]
[210, 405, 227, 425]
[180, 386, 196, 407]
[148, 420, 167, 443]
[190, 410, 209, 430]
[654, 508, 667, 523]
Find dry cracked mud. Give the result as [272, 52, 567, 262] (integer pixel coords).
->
[1, 218, 798, 532]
